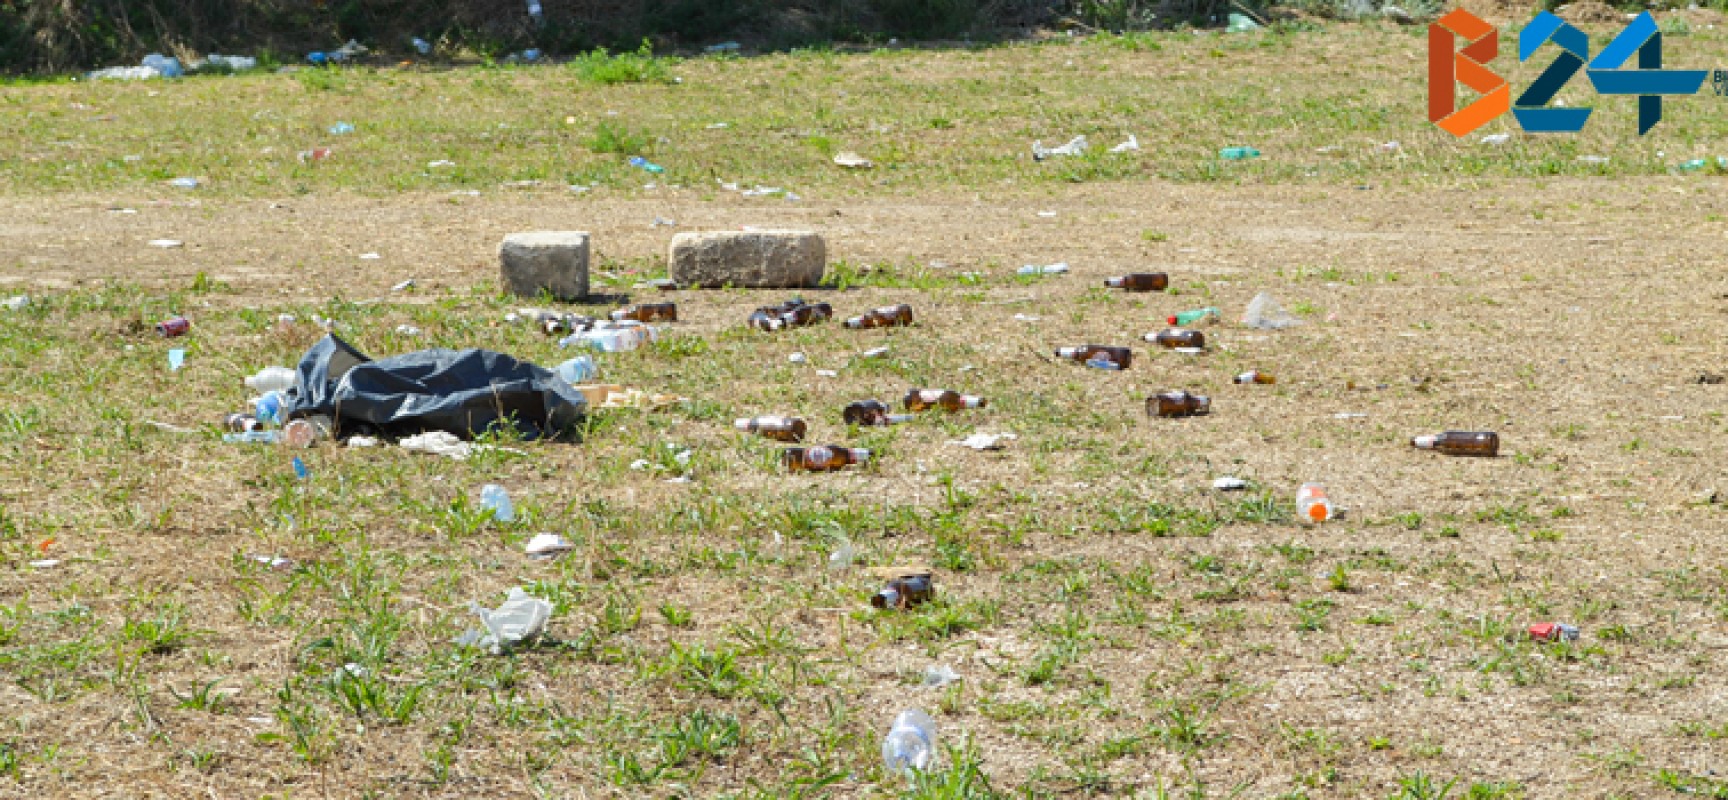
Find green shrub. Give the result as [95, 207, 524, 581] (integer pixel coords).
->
[570, 40, 675, 85]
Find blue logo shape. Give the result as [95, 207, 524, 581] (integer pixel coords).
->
[1513, 11, 1592, 133]
[1587, 11, 1708, 134]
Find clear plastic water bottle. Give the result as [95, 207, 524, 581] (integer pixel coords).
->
[882, 709, 937, 773]
[223, 430, 281, 444]
[1219, 146, 1261, 160]
[1296, 483, 1333, 525]
[554, 356, 598, 384]
[245, 366, 298, 394]
[480, 484, 515, 523]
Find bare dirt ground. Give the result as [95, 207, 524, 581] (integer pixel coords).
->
[2, 175, 1727, 799]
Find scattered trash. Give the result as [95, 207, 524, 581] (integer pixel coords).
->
[298, 148, 332, 164]
[1529, 622, 1580, 642]
[1055, 345, 1132, 369]
[282, 417, 331, 448]
[346, 436, 379, 448]
[705, 122, 731, 129]
[1697, 373, 1725, 385]
[705, 42, 742, 53]
[1032, 135, 1088, 161]
[1383, 4, 1415, 23]
[844, 400, 913, 426]
[833, 151, 874, 169]
[904, 389, 986, 412]
[736, 416, 807, 442]
[1013, 314, 1042, 322]
[782, 444, 870, 472]
[749, 299, 832, 331]
[788, 352, 807, 364]
[1219, 146, 1261, 160]
[400, 431, 477, 460]
[1146, 328, 1205, 350]
[1168, 307, 1221, 326]
[251, 554, 295, 571]
[1678, 157, 1728, 171]
[1242, 292, 1301, 330]
[168, 177, 200, 189]
[457, 588, 552, 654]
[1109, 135, 1141, 153]
[329, 122, 356, 135]
[167, 349, 186, 372]
[883, 708, 938, 773]
[1481, 133, 1511, 145]
[3, 295, 31, 311]
[560, 323, 658, 352]
[393, 324, 421, 337]
[873, 572, 935, 609]
[1147, 390, 1210, 418]
[611, 303, 677, 323]
[594, 387, 685, 410]
[1412, 431, 1499, 457]
[88, 66, 165, 81]
[479, 484, 516, 523]
[553, 356, 598, 384]
[525, 533, 574, 561]
[844, 303, 914, 329]
[1105, 273, 1167, 292]
[1018, 262, 1070, 276]
[148, 239, 183, 249]
[1233, 371, 1275, 385]
[627, 156, 666, 174]
[223, 430, 281, 444]
[1213, 476, 1248, 491]
[1296, 483, 1333, 524]
[1225, 12, 1262, 32]
[142, 53, 184, 78]
[28, 559, 60, 570]
[949, 432, 1016, 451]
[359, 252, 381, 260]
[921, 665, 961, 688]
[245, 366, 298, 393]
[1334, 412, 1367, 420]
[1379, 141, 1401, 152]
[1577, 155, 1610, 165]
[651, 216, 677, 227]
[858, 346, 890, 359]
[428, 159, 456, 168]
[292, 456, 309, 480]
[155, 316, 192, 338]
[1036, 210, 1058, 218]
[412, 38, 432, 55]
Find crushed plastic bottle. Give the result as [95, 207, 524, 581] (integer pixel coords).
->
[1032, 135, 1087, 161]
[1679, 157, 1728, 171]
[167, 349, 185, 372]
[1242, 292, 1301, 330]
[560, 324, 656, 352]
[458, 588, 552, 654]
[828, 540, 856, 570]
[1296, 483, 1333, 525]
[253, 391, 286, 426]
[1109, 135, 1141, 153]
[168, 177, 200, 189]
[480, 484, 516, 522]
[882, 709, 938, 773]
[627, 156, 665, 174]
[1481, 133, 1511, 145]
[1219, 146, 1261, 160]
[223, 430, 281, 444]
[245, 366, 298, 394]
[525, 532, 575, 561]
[553, 356, 599, 384]
[1017, 262, 1070, 276]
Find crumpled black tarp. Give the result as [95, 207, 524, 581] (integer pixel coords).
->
[281, 334, 586, 440]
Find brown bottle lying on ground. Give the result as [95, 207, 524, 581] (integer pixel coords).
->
[1233, 371, 1275, 385]
[782, 444, 871, 472]
[734, 416, 807, 442]
[1146, 328, 1205, 349]
[1147, 390, 1211, 418]
[224, 413, 262, 433]
[1412, 431, 1499, 457]
[783, 302, 833, 327]
[747, 298, 814, 331]
[903, 388, 987, 412]
[871, 573, 935, 609]
[1104, 273, 1169, 292]
[1054, 345, 1133, 369]
[843, 400, 914, 426]
[844, 303, 915, 329]
[611, 302, 677, 323]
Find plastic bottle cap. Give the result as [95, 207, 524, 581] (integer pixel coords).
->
[1166, 316, 1177, 325]
[1307, 503, 1328, 523]
[1412, 435, 1438, 449]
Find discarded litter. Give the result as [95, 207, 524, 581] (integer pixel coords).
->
[736, 416, 807, 442]
[142, 53, 184, 77]
[858, 346, 890, 359]
[412, 37, 432, 55]
[292, 456, 309, 480]
[845, 303, 914, 329]
[282, 417, 331, 448]
[783, 445, 870, 472]
[611, 302, 677, 323]
[844, 399, 913, 427]
[1213, 476, 1249, 491]
[904, 389, 986, 412]
[1018, 262, 1070, 276]
[1146, 328, 1205, 350]
[2, 295, 30, 311]
[1242, 292, 1302, 330]
[560, 323, 658, 352]
[1105, 273, 1167, 292]
[788, 352, 807, 363]
[167, 349, 185, 372]
[28, 559, 60, 570]
[1147, 390, 1209, 418]
[749, 299, 832, 331]
[553, 356, 598, 384]
[1577, 155, 1610, 165]
[457, 588, 552, 654]
[480, 484, 516, 523]
[329, 122, 355, 135]
[705, 42, 742, 53]
[1055, 345, 1132, 370]
[883, 708, 938, 773]
[949, 432, 1016, 451]
[1233, 370, 1275, 385]
[1109, 135, 1141, 153]
[922, 665, 961, 688]
[1679, 157, 1728, 171]
[299, 149, 331, 164]
[1481, 133, 1511, 145]
[1225, 12, 1262, 32]
[1036, 210, 1058, 218]
[1012, 313, 1042, 322]
[223, 430, 281, 444]
[88, 66, 164, 81]
[346, 435, 378, 448]
[1379, 141, 1401, 152]
[1168, 307, 1221, 326]
[1219, 146, 1261, 160]
[148, 239, 183, 249]
[1032, 135, 1088, 161]
[394, 324, 422, 337]
[168, 177, 200, 189]
[251, 554, 295, 571]
[1412, 431, 1499, 457]
[245, 366, 298, 393]
[1529, 622, 1580, 642]
[428, 159, 456, 168]
[1296, 483, 1333, 524]
[155, 316, 191, 338]
[833, 151, 874, 169]
[525, 533, 574, 561]
[873, 572, 934, 609]
[627, 156, 666, 174]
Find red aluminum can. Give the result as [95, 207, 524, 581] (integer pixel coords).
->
[155, 316, 191, 338]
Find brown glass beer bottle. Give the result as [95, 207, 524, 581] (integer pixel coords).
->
[1054, 345, 1133, 369]
[782, 444, 871, 472]
[1147, 390, 1211, 418]
[735, 416, 807, 442]
[903, 388, 987, 412]
[1411, 431, 1499, 457]
[1104, 273, 1169, 292]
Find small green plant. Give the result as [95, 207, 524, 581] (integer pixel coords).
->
[570, 41, 675, 85]
[587, 122, 652, 156]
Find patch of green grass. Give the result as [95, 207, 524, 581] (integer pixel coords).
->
[570, 41, 677, 85]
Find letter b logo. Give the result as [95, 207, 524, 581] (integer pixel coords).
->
[1429, 9, 1510, 137]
